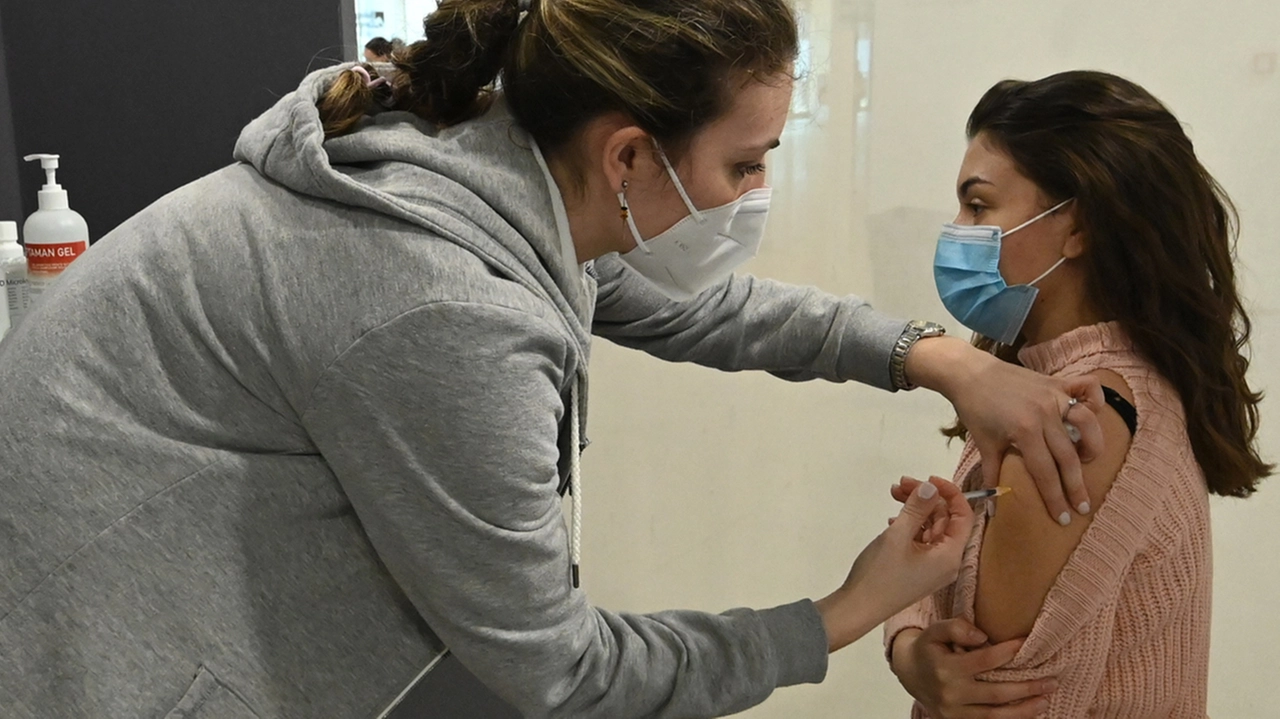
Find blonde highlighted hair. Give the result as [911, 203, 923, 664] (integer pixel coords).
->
[318, 0, 798, 156]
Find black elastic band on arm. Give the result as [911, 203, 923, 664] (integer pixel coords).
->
[1102, 386, 1138, 436]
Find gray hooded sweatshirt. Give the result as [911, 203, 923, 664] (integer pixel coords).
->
[0, 66, 908, 718]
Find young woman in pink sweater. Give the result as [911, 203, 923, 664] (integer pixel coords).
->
[884, 71, 1272, 718]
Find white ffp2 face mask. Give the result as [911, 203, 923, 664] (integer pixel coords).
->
[616, 149, 772, 301]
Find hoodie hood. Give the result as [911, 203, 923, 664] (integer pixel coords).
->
[234, 64, 592, 354]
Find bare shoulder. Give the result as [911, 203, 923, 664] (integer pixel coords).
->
[974, 367, 1135, 642]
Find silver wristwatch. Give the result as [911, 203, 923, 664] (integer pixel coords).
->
[890, 320, 947, 391]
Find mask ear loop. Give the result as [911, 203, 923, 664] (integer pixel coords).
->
[1028, 256, 1068, 286]
[617, 181, 652, 254]
[1017, 198, 1076, 286]
[654, 143, 704, 222]
[1004, 197, 1075, 237]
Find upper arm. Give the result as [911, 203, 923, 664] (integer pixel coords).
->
[298, 301, 824, 717]
[974, 369, 1134, 643]
[589, 255, 905, 388]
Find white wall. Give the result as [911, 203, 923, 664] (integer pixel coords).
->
[353, 0, 436, 52]
[579, 1, 1280, 716]
[401, 0, 437, 40]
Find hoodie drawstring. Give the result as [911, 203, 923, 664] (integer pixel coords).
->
[569, 379, 583, 589]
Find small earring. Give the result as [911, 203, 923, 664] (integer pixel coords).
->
[618, 180, 630, 221]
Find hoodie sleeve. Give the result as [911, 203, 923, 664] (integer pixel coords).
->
[300, 300, 829, 718]
[588, 256, 910, 391]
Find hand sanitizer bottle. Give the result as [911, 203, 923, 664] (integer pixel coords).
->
[22, 153, 89, 303]
[0, 221, 26, 337]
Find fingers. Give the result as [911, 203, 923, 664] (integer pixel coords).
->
[1061, 375, 1105, 462]
[892, 476, 923, 504]
[969, 678, 1058, 710]
[918, 516, 948, 545]
[983, 695, 1054, 719]
[892, 477, 957, 544]
[959, 638, 1026, 674]
[932, 477, 975, 542]
[1017, 427, 1073, 526]
[926, 477, 952, 537]
[977, 438, 1005, 490]
[1064, 399, 1105, 472]
[1045, 418, 1092, 519]
[893, 480, 943, 535]
[922, 618, 989, 649]
[912, 623, 1053, 718]
[930, 514, 947, 543]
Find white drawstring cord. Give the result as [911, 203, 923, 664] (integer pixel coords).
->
[569, 380, 582, 589]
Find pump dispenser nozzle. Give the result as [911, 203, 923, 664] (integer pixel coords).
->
[23, 154, 68, 210]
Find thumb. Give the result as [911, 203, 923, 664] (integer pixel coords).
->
[893, 480, 940, 532]
[963, 638, 1027, 674]
[928, 618, 989, 648]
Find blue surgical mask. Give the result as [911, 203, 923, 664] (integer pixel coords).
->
[933, 198, 1074, 345]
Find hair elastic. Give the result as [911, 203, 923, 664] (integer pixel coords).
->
[349, 66, 387, 89]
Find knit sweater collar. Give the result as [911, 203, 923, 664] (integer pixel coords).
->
[1017, 321, 1132, 375]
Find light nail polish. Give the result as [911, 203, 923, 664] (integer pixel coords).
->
[1058, 512, 1072, 526]
[1079, 501, 1091, 515]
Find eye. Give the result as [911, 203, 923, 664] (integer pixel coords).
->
[737, 163, 767, 178]
[966, 201, 986, 217]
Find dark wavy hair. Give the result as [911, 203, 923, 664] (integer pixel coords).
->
[364, 36, 395, 58]
[945, 70, 1271, 498]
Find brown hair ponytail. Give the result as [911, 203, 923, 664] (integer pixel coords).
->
[395, 0, 522, 127]
[316, 0, 799, 162]
[316, 64, 388, 138]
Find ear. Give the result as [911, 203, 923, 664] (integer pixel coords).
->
[599, 121, 657, 193]
[1061, 205, 1087, 259]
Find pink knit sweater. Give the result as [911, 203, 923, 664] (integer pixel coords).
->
[885, 322, 1212, 718]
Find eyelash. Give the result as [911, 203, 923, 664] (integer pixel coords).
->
[967, 202, 985, 215]
[738, 163, 767, 178]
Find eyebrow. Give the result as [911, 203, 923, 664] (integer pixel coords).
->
[744, 138, 782, 153]
[958, 176, 994, 197]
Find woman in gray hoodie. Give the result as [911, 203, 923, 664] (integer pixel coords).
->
[0, 0, 1101, 717]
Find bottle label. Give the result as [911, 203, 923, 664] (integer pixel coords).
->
[4, 275, 28, 328]
[26, 241, 88, 275]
